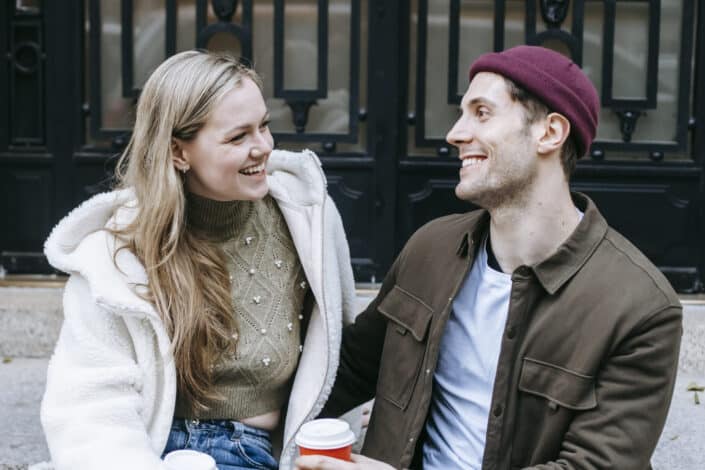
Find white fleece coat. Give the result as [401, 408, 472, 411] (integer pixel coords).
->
[37, 149, 357, 470]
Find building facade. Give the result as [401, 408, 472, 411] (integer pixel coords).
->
[2, 0, 704, 292]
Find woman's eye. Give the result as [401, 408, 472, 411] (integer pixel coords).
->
[230, 133, 246, 142]
[260, 120, 271, 129]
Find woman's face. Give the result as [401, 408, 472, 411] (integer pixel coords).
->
[174, 78, 274, 201]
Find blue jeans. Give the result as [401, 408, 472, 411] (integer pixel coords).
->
[162, 419, 278, 470]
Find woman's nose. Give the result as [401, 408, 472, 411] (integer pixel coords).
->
[250, 146, 266, 158]
[251, 133, 273, 158]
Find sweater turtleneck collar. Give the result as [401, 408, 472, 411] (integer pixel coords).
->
[186, 192, 255, 241]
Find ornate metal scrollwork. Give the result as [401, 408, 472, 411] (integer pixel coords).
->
[196, 0, 252, 58]
[287, 101, 316, 134]
[616, 110, 643, 143]
[12, 42, 42, 74]
[590, 149, 605, 161]
[540, 0, 570, 27]
[649, 151, 664, 162]
[211, 0, 238, 22]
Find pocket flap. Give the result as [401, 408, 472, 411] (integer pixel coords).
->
[377, 285, 433, 341]
[518, 357, 597, 410]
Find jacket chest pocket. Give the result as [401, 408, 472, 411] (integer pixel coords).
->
[518, 357, 597, 411]
[512, 357, 597, 465]
[376, 285, 433, 410]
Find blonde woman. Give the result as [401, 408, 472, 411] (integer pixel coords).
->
[39, 50, 356, 470]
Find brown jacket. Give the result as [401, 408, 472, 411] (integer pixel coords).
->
[323, 193, 682, 469]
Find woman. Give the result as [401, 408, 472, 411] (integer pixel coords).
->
[39, 50, 356, 470]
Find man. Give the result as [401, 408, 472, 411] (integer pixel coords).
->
[296, 45, 682, 470]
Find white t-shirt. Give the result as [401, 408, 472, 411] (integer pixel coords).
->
[422, 235, 512, 470]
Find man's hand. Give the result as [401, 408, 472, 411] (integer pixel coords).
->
[294, 453, 394, 470]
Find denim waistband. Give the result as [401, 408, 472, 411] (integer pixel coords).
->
[172, 418, 272, 440]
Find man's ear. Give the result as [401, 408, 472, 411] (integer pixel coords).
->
[537, 113, 570, 156]
[171, 138, 189, 171]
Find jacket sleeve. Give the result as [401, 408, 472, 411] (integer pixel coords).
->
[320, 250, 403, 418]
[525, 305, 682, 470]
[40, 275, 167, 470]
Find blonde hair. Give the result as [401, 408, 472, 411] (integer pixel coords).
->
[111, 50, 262, 412]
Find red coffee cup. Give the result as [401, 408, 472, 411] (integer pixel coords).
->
[295, 418, 356, 461]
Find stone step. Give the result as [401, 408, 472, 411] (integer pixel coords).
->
[1, 286, 704, 468]
[0, 287, 64, 358]
[0, 357, 50, 469]
[2, 358, 703, 469]
[0, 285, 376, 358]
[2, 286, 704, 374]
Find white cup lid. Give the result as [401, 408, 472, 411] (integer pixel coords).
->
[295, 418, 356, 450]
[163, 450, 217, 470]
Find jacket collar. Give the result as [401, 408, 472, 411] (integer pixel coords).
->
[462, 193, 608, 294]
[456, 211, 489, 258]
[266, 148, 327, 206]
[532, 193, 608, 294]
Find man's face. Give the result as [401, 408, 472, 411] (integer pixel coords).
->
[447, 72, 542, 209]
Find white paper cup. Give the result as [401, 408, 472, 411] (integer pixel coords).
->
[295, 418, 356, 461]
[163, 449, 217, 470]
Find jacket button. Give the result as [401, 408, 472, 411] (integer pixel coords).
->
[493, 405, 503, 417]
[506, 327, 516, 339]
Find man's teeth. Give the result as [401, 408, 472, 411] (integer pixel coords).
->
[240, 163, 265, 175]
[462, 157, 484, 167]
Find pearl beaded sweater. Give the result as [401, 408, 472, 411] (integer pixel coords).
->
[174, 194, 307, 419]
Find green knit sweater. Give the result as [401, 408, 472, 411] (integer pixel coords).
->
[174, 193, 308, 419]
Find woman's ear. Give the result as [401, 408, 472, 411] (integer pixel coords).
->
[537, 113, 570, 156]
[171, 138, 190, 172]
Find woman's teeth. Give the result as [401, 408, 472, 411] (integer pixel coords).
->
[240, 163, 265, 175]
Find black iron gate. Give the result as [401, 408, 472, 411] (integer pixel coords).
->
[2, 0, 704, 293]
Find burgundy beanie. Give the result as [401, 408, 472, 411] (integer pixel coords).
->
[468, 45, 599, 158]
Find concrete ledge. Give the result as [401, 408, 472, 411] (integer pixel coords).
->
[1, 287, 704, 468]
[0, 287, 63, 357]
[679, 304, 705, 373]
[651, 371, 705, 469]
[2, 358, 703, 469]
[3, 286, 705, 371]
[0, 358, 49, 467]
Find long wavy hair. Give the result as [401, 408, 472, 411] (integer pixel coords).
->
[110, 50, 262, 412]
